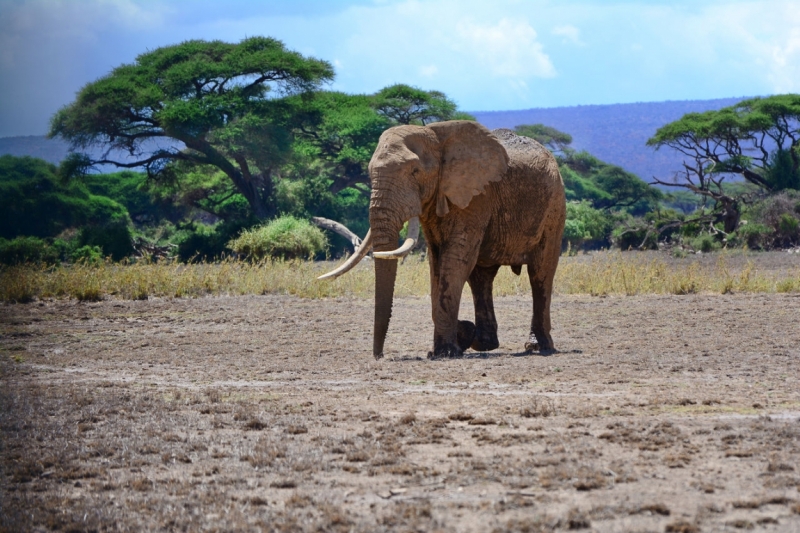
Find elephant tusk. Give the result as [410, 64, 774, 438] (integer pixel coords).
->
[317, 229, 373, 280]
[373, 217, 420, 260]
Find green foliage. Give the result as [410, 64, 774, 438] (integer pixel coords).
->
[227, 216, 328, 260]
[70, 245, 104, 264]
[371, 84, 471, 125]
[81, 170, 184, 225]
[174, 219, 254, 262]
[558, 150, 661, 214]
[0, 155, 130, 240]
[766, 149, 800, 191]
[77, 222, 134, 261]
[689, 235, 721, 253]
[560, 164, 611, 204]
[649, 94, 800, 192]
[563, 201, 613, 250]
[741, 190, 800, 248]
[611, 223, 658, 251]
[731, 223, 773, 250]
[49, 37, 335, 220]
[514, 124, 572, 154]
[291, 91, 391, 196]
[0, 237, 60, 265]
[662, 190, 704, 214]
[148, 164, 252, 221]
[777, 213, 799, 238]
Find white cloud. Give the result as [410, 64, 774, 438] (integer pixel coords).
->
[769, 28, 800, 92]
[419, 64, 438, 77]
[456, 18, 556, 79]
[552, 25, 583, 46]
[4, 0, 800, 137]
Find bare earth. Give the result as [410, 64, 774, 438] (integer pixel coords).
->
[2, 286, 800, 531]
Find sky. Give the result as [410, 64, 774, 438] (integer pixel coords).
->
[1, 0, 799, 137]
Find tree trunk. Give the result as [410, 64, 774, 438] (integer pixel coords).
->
[721, 199, 740, 234]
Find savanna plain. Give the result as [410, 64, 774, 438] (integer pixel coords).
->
[2, 251, 800, 532]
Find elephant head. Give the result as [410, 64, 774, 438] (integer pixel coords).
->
[319, 120, 509, 357]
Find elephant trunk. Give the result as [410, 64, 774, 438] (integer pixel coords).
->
[370, 205, 403, 359]
[373, 254, 398, 358]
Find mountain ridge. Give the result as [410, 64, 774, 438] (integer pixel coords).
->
[1, 97, 752, 183]
[472, 97, 749, 183]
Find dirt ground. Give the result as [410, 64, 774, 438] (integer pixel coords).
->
[2, 280, 800, 531]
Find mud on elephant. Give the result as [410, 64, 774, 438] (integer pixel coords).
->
[320, 121, 566, 359]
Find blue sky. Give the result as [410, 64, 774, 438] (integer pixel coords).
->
[1, 0, 798, 137]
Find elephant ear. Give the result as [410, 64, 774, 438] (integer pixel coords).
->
[428, 120, 509, 216]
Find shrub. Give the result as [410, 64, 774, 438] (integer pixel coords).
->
[0, 236, 60, 265]
[690, 235, 720, 253]
[611, 225, 658, 250]
[0, 155, 130, 239]
[227, 216, 328, 260]
[78, 222, 134, 261]
[70, 245, 104, 264]
[732, 223, 773, 250]
[777, 213, 799, 241]
[563, 201, 613, 250]
[174, 219, 253, 262]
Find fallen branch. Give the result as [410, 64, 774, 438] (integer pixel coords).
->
[311, 217, 362, 252]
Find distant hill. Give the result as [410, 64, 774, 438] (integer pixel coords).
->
[0, 136, 182, 170]
[2, 97, 747, 182]
[473, 97, 747, 182]
[0, 135, 72, 164]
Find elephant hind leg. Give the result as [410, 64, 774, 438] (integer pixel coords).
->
[525, 265, 555, 352]
[468, 264, 501, 351]
[525, 241, 560, 353]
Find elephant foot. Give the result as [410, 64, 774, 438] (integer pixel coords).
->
[471, 328, 499, 352]
[427, 343, 464, 360]
[457, 320, 476, 351]
[525, 333, 555, 354]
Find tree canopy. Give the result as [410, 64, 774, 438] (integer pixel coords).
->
[514, 123, 573, 155]
[49, 37, 334, 220]
[647, 94, 800, 233]
[648, 94, 800, 192]
[371, 84, 475, 125]
[0, 155, 128, 240]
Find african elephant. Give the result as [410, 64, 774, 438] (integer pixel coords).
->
[319, 121, 566, 359]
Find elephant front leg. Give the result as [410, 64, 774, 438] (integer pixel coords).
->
[468, 264, 500, 351]
[428, 242, 479, 360]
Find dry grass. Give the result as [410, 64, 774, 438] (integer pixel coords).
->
[1, 251, 799, 303]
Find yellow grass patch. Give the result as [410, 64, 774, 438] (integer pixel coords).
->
[1, 251, 798, 302]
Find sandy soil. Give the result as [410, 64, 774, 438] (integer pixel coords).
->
[2, 285, 800, 531]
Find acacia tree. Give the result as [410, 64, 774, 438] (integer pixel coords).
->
[371, 84, 475, 125]
[647, 94, 800, 232]
[294, 92, 391, 194]
[49, 37, 334, 220]
[514, 123, 574, 156]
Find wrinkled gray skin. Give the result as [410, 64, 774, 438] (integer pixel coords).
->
[369, 121, 566, 359]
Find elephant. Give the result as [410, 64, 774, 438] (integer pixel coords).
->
[319, 120, 566, 359]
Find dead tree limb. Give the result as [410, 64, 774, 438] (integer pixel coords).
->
[311, 217, 362, 252]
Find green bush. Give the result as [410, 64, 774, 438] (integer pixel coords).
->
[70, 245, 104, 264]
[563, 201, 613, 250]
[731, 223, 773, 250]
[690, 235, 720, 253]
[78, 222, 134, 261]
[777, 213, 799, 240]
[174, 219, 254, 262]
[0, 155, 130, 239]
[0, 236, 60, 265]
[227, 216, 328, 260]
[611, 224, 658, 250]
